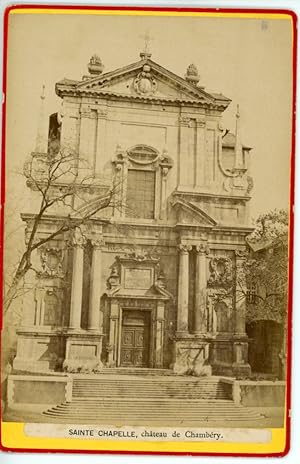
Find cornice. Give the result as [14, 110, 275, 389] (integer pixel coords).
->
[55, 87, 229, 110]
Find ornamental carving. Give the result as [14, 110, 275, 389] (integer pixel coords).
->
[178, 244, 192, 254]
[107, 266, 120, 290]
[179, 116, 191, 126]
[246, 175, 254, 194]
[208, 256, 233, 287]
[123, 250, 159, 263]
[119, 299, 156, 309]
[235, 248, 248, 259]
[39, 247, 64, 278]
[90, 237, 105, 249]
[195, 243, 210, 255]
[133, 65, 157, 96]
[72, 228, 86, 248]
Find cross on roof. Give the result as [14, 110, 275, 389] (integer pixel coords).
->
[140, 31, 153, 54]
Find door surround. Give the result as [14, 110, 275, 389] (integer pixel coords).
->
[119, 308, 151, 367]
[106, 296, 167, 368]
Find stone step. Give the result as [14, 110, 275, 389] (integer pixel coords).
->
[78, 368, 174, 376]
[72, 377, 232, 400]
[73, 393, 230, 399]
[72, 376, 221, 382]
[43, 399, 263, 422]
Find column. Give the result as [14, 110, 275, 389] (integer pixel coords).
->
[177, 244, 192, 335]
[88, 238, 103, 331]
[78, 108, 97, 177]
[160, 167, 169, 219]
[69, 229, 86, 330]
[108, 300, 119, 367]
[194, 244, 208, 333]
[195, 118, 206, 187]
[155, 303, 165, 368]
[235, 249, 247, 335]
[95, 108, 107, 174]
[178, 116, 190, 186]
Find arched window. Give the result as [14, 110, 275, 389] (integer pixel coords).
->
[113, 144, 172, 220]
[215, 301, 229, 332]
[43, 291, 59, 326]
[48, 112, 61, 156]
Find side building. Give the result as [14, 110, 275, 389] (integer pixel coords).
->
[13, 51, 254, 377]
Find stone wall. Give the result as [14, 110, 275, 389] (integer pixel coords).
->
[224, 379, 286, 407]
[7, 374, 72, 409]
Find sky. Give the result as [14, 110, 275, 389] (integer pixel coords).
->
[5, 11, 293, 223]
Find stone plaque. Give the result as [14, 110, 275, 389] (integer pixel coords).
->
[124, 268, 152, 289]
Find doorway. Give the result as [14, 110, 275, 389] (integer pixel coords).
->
[120, 310, 150, 367]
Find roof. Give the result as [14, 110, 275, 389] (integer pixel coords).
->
[222, 131, 252, 150]
[247, 238, 273, 252]
[55, 57, 231, 110]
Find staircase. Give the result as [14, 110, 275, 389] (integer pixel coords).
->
[43, 374, 264, 424]
[72, 376, 231, 400]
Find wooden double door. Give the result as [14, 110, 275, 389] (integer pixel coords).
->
[120, 310, 150, 367]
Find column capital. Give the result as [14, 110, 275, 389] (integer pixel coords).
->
[195, 243, 210, 255]
[179, 115, 191, 127]
[178, 244, 192, 254]
[235, 248, 248, 259]
[71, 228, 86, 248]
[196, 117, 206, 128]
[90, 237, 105, 250]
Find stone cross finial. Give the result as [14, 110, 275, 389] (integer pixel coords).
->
[40, 84, 45, 100]
[139, 32, 153, 59]
[35, 84, 47, 153]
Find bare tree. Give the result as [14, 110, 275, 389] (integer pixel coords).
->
[3, 147, 120, 315]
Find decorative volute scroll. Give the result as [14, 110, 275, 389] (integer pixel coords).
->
[178, 243, 193, 254]
[218, 106, 253, 196]
[207, 256, 233, 287]
[195, 243, 210, 255]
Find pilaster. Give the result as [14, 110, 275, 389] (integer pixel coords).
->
[193, 243, 209, 333]
[88, 238, 104, 332]
[69, 229, 86, 330]
[177, 244, 192, 335]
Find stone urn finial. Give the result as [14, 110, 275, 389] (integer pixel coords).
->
[88, 54, 104, 76]
[185, 63, 200, 85]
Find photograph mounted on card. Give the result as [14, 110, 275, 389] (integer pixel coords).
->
[0, 5, 295, 457]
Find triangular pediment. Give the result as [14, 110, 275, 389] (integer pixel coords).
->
[56, 58, 230, 108]
[172, 199, 217, 227]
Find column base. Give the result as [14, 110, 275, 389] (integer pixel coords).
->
[173, 337, 211, 376]
[63, 332, 104, 373]
[232, 362, 251, 378]
[175, 331, 189, 338]
[87, 328, 103, 333]
[13, 331, 65, 373]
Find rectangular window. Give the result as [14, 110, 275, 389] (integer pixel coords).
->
[126, 169, 155, 219]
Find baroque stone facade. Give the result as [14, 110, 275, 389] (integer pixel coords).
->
[14, 51, 254, 376]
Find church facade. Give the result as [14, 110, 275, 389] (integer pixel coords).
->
[13, 50, 254, 377]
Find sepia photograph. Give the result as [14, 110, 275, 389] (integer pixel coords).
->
[0, 6, 295, 453]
